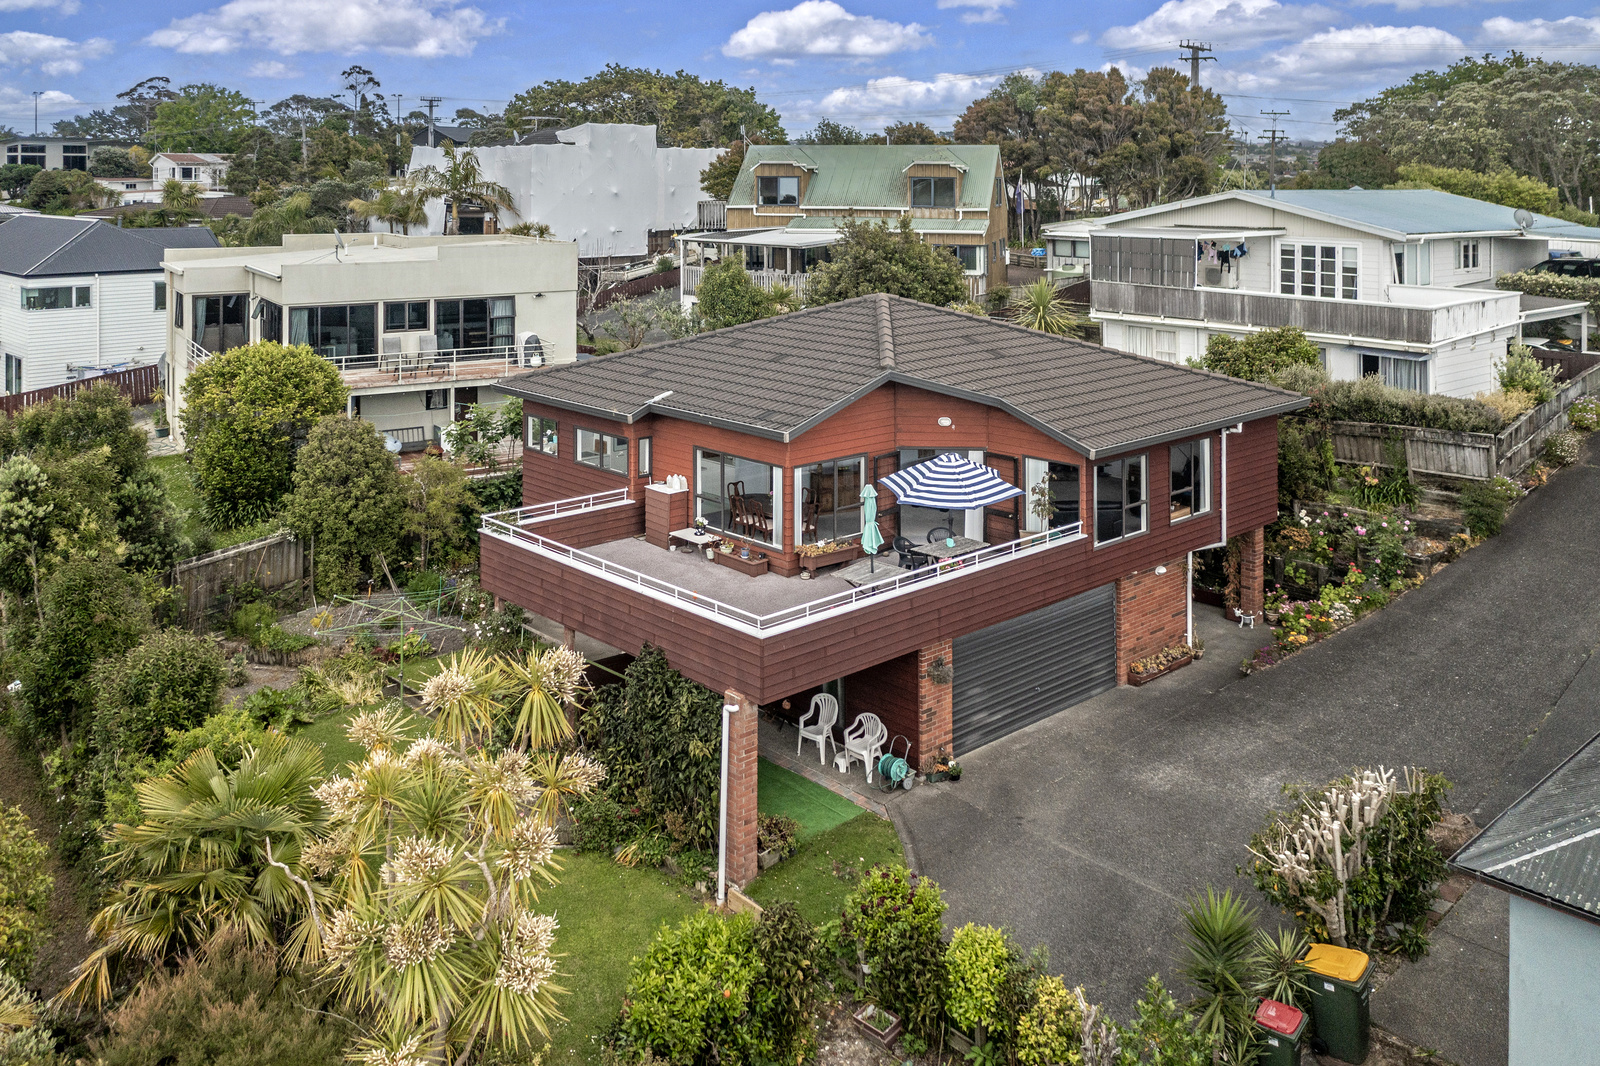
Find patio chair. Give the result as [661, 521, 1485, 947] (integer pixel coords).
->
[927, 526, 956, 543]
[796, 693, 839, 764]
[841, 712, 889, 784]
[893, 535, 927, 569]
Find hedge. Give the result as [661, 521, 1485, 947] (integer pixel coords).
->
[1495, 269, 1600, 315]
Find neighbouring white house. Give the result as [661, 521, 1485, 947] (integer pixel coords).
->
[98, 152, 234, 205]
[0, 214, 218, 394]
[407, 123, 720, 257]
[1079, 189, 1600, 398]
[1040, 217, 1096, 282]
[161, 232, 578, 450]
[1452, 731, 1600, 1066]
[3, 135, 132, 173]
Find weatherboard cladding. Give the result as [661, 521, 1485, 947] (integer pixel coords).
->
[497, 293, 1306, 458]
[1454, 732, 1600, 921]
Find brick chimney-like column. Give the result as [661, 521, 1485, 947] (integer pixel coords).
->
[723, 688, 760, 888]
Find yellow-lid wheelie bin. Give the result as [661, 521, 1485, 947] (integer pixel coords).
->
[1301, 943, 1374, 1063]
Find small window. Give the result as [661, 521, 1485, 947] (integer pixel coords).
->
[154, 281, 167, 311]
[3, 354, 21, 395]
[180, 166, 194, 181]
[75, 286, 91, 308]
[944, 244, 981, 272]
[638, 437, 652, 477]
[174, 291, 183, 328]
[1124, 325, 1152, 358]
[1459, 240, 1480, 270]
[757, 175, 799, 206]
[1169, 439, 1209, 521]
[1154, 329, 1178, 363]
[526, 416, 557, 456]
[911, 176, 956, 208]
[1094, 455, 1146, 544]
[424, 389, 450, 410]
[1360, 353, 1427, 393]
[576, 427, 628, 475]
[384, 301, 429, 331]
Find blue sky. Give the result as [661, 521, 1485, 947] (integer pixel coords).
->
[2, 0, 1597, 141]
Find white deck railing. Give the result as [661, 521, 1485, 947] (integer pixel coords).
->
[321, 344, 535, 383]
[483, 491, 1085, 635]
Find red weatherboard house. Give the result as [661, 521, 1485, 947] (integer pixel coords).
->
[479, 293, 1304, 885]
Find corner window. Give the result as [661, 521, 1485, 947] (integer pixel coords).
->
[1094, 455, 1146, 544]
[911, 176, 956, 208]
[526, 416, 558, 455]
[1023, 458, 1081, 532]
[1458, 240, 1480, 270]
[638, 437, 652, 477]
[1360, 353, 1427, 393]
[577, 427, 628, 475]
[1280, 243, 1359, 299]
[697, 449, 776, 544]
[757, 175, 799, 207]
[384, 301, 430, 331]
[424, 389, 450, 411]
[153, 281, 167, 311]
[796, 456, 865, 544]
[1169, 440, 1209, 521]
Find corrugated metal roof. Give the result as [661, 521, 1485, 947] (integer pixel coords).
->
[499, 294, 1307, 457]
[731, 145, 1000, 210]
[0, 214, 218, 278]
[1454, 730, 1600, 922]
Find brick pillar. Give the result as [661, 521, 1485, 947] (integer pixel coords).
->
[724, 689, 760, 888]
[916, 639, 954, 770]
[561, 626, 577, 649]
[1238, 527, 1265, 623]
[1114, 562, 1190, 684]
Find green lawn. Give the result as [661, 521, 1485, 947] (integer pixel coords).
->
[541, 852, 699, 1066]
[294, 704, 427, 771]
[745, 811, 905, 926]
[757, 757, 866, 842]
[151, 454, 277, 552]
[385, 654, 447, 689]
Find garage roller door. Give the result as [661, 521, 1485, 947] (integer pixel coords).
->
[952, 584, 1116, 754]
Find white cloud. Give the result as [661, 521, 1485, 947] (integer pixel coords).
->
[248, 59, 297, 77]
[0, 31, 112, 76]
[1101, 0, 1337, 51]
[146, 0, 497, 58]
[811, 70, 1005, 125]
[0, 0, 80, 14]
[1071, 30, 1091, 44]
[723, 1, 933, 59]
[1352, 0, 1466, 9]
[1479, 15, 1600, 50]
[1210, 23, 1465, 93]
[937, 0, 1013, 25]
[0, 85, 79, 119]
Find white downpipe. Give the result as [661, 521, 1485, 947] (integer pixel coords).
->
[1191, 423, 1244, 644]
[718, 699, 739, 907]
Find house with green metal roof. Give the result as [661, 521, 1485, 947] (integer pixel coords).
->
[678, 144, 1007, 310]
[1072, 188, 1600, 399]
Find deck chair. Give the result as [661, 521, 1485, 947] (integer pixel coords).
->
[841, 712, 889, 783]
[797, 693, 839, 764]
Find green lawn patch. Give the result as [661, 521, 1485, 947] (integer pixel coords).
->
[744, 811, 905, 926]
[294, 705, 426, 772]
[151, 454, 278, 552]
[386, 654, 447, 689]
[757, 757, 866, 842]
[541, 852, 699, 1066]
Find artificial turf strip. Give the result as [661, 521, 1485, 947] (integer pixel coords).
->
[756, 757, 867, 841]
[744, 810, 906, 926]
[539, 852, 699, 1066]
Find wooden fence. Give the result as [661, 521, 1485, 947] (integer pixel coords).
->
[0, 362, 159, 416]
[1327, 361, 1600, 481]
[172, 530, 306, 629]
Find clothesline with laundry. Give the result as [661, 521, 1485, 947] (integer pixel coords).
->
[1196, 239, 1249, 267]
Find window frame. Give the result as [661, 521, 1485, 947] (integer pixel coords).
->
[757, 175, 799, 207]
[795, 454, 867, 545]
[1360, 352, 1428, 393]
[1153, 329, 1178, 363]
[525, 416, 558, 455]
[1168, 438, 1210, 523]
[910, 176, 957, 208]
[1022, 457, 1082, 533]
[3, 353, 21, 395]
[424, 389, 450, 411]
[153, 281, 167, 311]
[637, 436, 652, 477]
[20, 286, 85, 311]
[1458, 240, 1480, 270]
[697, 448, 778, 546]
[384, 301, 430, 331]
[1279, 242, 1360, 299]
[575, 426, 629, 476]
[1093, 454, 1148, 546]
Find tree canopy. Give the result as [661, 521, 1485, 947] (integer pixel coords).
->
[804, 217, 968, 308]
[505, 65, 785, 148]
[695, 258, 794, 330]
[148, 83, 259, 154]
[284, 415, 407, 595]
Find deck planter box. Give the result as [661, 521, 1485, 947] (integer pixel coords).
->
[713, 551, 770, 577]
[853, 1003, 903, 1048]
[1128, 654, 1192, 686]
[797, 543, 861, 574]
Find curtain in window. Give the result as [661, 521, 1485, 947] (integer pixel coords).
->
[490, 297, 515, 348]
[288, 307, 310, 346]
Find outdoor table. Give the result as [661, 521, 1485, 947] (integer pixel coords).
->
[917, 536, 988, 561]
[669, 528, 722, 555]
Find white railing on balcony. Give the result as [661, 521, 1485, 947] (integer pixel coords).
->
[483, 491, 1086, 636]
[320, 344, 537, 384]
[963, 274, 988, 301]
[680, 264, 810, 298]
[183, 334, 210, 371]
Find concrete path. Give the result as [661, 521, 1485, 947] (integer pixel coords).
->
[897, 436, 1600, 1059]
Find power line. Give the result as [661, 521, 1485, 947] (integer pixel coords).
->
[1178, 41, 1215, 90]
[1258, 110, 1289, 197]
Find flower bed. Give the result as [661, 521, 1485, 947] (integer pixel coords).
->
[1127, 644, 1194, 686]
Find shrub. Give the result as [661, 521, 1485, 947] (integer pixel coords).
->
[1496, 267, 1600, 317]
[1543, 429, 1582, 467]
[91, 630, 225, 760]
[757, 813, 800, 857]
[571, 794, 634, 854]
[1120, 975, 1212, 1065]
[620, 911, 765, 1064]
[1266, 361, 1329, 394]
[1460, 476, 1522, 537]
[239, 686, 313, 730]
[751, 901, 821, 1061]
[100, 707, 271, 827]
[1568, 396, 1600, 432]
[25, 557, 150, 742]
[840, 865, 947, 1038]
[804, 216, 968, 309]
[1474, 388, 1537, 422]
[0, 809, 50, 982]
[1495, 344, 1560, 404]
[1014, 975, 1082, 1066]
[1306, 375, 1505, 432]
[1194, 327, 1320, 381]
[695, 258, 790, 331]
[945, 923, 1012, 1033]
[284, 415, 407, 596]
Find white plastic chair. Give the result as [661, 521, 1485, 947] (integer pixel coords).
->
[797, 693, 839, 765]
[841, 712, 889, 784]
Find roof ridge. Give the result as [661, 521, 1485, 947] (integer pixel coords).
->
[876, 293, 894, 370]
[21, 215, 97, 275]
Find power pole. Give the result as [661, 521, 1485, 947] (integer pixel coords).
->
[1259, 110, 1289, 198]
[1178, 41, 1214, 90]
[421, 96, 443, 149]
[31, 90, 42, 136]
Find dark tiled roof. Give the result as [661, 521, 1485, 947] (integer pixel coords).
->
[82, 197, 255, 221]
[498, 293, 1308, 458]
[1453, 731, 1600, 923]
[0, 214, 218, 278]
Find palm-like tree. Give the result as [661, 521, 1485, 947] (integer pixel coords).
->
[160, 178, 200, 223]
[59, 736, 330, 1007]
[413, 143, 516, 234]
[498, 644, 589, 751]
[419, 646, 503, 750]
[1014, 278, 1086, 337]
[347, 181, 431, 235]
[232, 191, 337, 247]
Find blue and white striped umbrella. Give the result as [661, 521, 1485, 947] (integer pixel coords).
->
[879, 453, 1024, 509]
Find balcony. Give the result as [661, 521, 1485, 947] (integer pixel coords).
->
[681, 264, 809, 298]
[182, 335, 539, 388]
[1092, 281, 1521, 347]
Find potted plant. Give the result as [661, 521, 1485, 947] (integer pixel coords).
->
[925, 746, 963, 782]
[1127, 644, 1195, 686]
[852, 1002, 903, 1048]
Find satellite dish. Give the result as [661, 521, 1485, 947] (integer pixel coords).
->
[1515, 208, 1534, 231]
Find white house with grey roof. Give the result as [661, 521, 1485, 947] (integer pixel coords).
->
[0, 214, 218, 394]
[1080, 189, 1600, 398]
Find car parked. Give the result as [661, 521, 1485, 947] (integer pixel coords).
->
[1531, 257, 1600, 277]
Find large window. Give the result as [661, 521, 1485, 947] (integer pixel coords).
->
[526, 416, 557, 455]
[577, 427, 628, 475]
[911, 177, 956, 208]
[9, 145, 45, 167]
[797, 456, 865, 544]
[1169, 439, 1209, 521]
[697, 449, 776, 544]
[943, 244, 982, 273]
[289, 304, 377, 359]
[435, 297, 514, 351]
[21, 286, 90, 310]
[757, 175, 799, 206]
[1360, 353, 1427, 393]
[194, 294, 248, 353]
[62, 144, 87, 171]
[1280, 243, 1358, 299]
[385, 301, 429, 331]
[1094, 456, 1146, 544]
[1023, 458, 1081, 532]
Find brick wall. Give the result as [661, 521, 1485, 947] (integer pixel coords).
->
[725, 689, 760, 888]
[1238, 528, 1265, 623]
[844, 653, 920, 764]
[1114, 561, 1188, 684]
[917, 639, 954, 770]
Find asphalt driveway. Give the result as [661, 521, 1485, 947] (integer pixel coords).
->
[897, 437, 1600, 1041]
